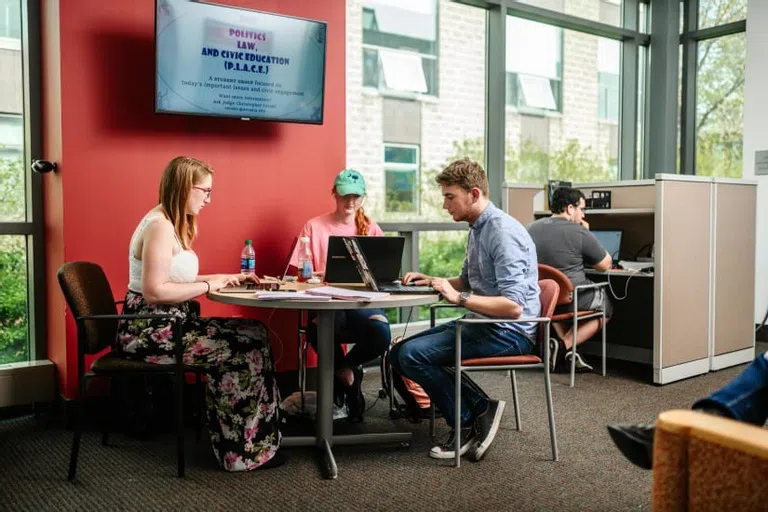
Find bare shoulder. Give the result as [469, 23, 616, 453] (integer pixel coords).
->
[142, 215, 174, 241]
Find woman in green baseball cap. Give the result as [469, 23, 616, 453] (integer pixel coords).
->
[288, 168, 391, 423]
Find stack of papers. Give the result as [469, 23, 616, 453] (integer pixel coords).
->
[305, 286, 390, 302]
[256, 291, 331, 301]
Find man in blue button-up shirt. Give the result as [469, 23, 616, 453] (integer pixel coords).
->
[389, 159, 540, 463]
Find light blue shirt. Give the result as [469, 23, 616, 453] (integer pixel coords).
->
[460, 202, 540, 341]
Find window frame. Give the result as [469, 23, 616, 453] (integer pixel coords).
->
[679, 0, 746, 176]
[383, 142, 421, 214]
[504, 16, 564, 113]
[361, 0, 440, 97]
[0, 0, 45, 362]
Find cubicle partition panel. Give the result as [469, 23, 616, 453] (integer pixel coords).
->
[711, 180, 756, 370]
[654, 177, 712, 384]
[503, 184, 541, 226]
[578, 184, 656, 210]
[504, 175, 757, 386]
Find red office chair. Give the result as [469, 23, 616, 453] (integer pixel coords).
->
[429, 279, 561, 467]
[537, 264, 607, 387]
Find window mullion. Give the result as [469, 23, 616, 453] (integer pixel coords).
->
[680, 0, 699, 175]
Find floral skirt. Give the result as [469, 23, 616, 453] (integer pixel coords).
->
[116, 290, 281, 471]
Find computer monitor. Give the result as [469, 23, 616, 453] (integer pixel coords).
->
[592, 229, 622, 263]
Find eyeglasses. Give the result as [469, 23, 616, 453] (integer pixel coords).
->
[193, 186, 212, 199]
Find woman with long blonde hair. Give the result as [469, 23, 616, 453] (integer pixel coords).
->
[289, 169, 391, 423]
[117, 156, 283, 471]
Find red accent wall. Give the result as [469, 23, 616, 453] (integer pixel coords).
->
[42, 0, 345, 399]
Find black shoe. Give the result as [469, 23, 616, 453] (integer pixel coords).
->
[429, 425, 476, 459]
[473, 399, 506, 461]
[333, 377, 346, 409]
[345, 366, 365, 424]
[606, 423, 655, 470]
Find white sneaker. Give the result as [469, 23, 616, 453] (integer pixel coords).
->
[565, 351, 593, 372]
[549, 338, 560, 372]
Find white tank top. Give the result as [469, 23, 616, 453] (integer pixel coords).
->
[128, 212, 199, 293]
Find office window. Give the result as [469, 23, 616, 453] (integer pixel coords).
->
[698, 0, 747, 29]
[506, 17, 562, 112]
[518, 0, 624, 28]
[0, 0, 20, 41]
[362, 0, 438, 95]
[506, 23, 621, 184]
[384, 144, 419, 213]
[0, 0, 33, 364]
[598, 38, 620, 122]
[695, 32, 745, 178]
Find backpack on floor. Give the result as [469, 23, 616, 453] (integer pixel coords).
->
[379, 341, 436, 423]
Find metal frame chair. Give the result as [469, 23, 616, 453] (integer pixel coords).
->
[538, 264, 608, 387]
[58, 261, 203, 481]
[428, 279, 561, 468]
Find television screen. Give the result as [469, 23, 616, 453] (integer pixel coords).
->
[155, 0, 327, 124]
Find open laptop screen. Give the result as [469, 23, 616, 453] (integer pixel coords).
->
[592, 229, 622, 263]
[325, 236, 404, 283]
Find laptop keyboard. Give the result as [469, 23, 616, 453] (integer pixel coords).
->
[378, 283, 436, 294]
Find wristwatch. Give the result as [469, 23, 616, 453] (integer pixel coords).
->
[458, 291, 472, 307]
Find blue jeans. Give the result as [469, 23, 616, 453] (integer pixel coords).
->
[389, 320, 535, 428]
[306, 308, 391, 369]
[693, 351, 768, 426]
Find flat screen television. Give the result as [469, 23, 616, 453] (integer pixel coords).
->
[155, 0, 327, 124]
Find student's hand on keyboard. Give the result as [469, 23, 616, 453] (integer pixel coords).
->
[430, 278, 459, 304]
[403, 271, 432, 286]
[209, 274, 246, 292]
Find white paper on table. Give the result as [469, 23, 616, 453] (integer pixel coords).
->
[256, 291, 332, 301]
[305, 286, 390, 302]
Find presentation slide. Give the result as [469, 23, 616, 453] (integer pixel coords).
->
[155, 0, 327, 123]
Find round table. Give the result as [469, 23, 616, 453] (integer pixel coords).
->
[209, 291, 439, 479]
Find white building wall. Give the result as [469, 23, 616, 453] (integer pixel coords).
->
[347, 0, 615, 219]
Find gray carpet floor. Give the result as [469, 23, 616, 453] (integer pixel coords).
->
[2, 344, 765, 511]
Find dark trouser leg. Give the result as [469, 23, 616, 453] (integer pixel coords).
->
[339, 308, 391, 368]
[692, 351, 768, 425]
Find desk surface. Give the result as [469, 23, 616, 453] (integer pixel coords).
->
[585, 269, 654, 278]
[534, 208, 655, 216]
[208, 291, 440, 310]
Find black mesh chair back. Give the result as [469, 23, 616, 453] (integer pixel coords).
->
[58, 261, 119, 355]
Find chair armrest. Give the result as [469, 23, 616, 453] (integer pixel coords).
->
[653, 410, 768, 511]
[657, 410, 768, 459]
[454, 317, 552, 368]
[77, 313, 178, 321]
[457, 317, 550, 326]
[429, 303, 462, 310]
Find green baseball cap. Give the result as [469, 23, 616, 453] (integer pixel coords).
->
[334, 168, 367, 196]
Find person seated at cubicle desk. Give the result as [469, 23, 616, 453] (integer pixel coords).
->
[527, 186, 614, 372]
[287, 168, 391, 423]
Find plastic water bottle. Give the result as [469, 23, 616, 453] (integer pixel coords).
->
[297, 236, 313, 282]
[240, 240, 256, 275]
